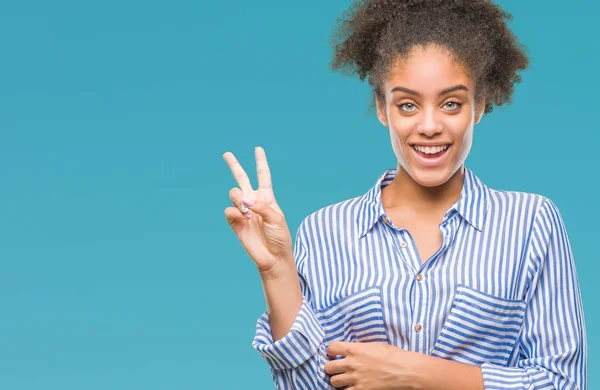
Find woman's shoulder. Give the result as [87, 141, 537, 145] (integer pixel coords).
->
[486, 187, 564, 221]
[488, 187, 549, 202]
[469, 167, 559, 213]
[296, 195, 366, 240]
[299, 195, 365, 225]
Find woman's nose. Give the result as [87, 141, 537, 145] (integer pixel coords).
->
[417, 109, 443, 136]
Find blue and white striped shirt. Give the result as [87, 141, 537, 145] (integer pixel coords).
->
[252, 166, 587, 389]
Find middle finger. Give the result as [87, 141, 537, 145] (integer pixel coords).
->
[255, 146, 273, 192]
[324, 359, 347, 375]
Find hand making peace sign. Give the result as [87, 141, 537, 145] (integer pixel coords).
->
[223, 146, 293, 275]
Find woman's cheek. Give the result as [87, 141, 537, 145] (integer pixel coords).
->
[389, 128, 412, 170]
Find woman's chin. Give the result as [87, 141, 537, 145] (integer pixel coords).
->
[408, 165, 455, 188]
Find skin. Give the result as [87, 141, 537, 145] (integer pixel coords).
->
[377, 43, 485, 191]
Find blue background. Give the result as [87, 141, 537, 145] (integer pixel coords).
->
[0, 0, 597, 388]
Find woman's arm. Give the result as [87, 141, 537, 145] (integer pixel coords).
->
[323, 340, 485, 390]
[258, 255, 303, 342]
[411, 353, 484, 390]
[473, 198, 586, 390]
[252, 220, 329, 388]
[412, 198, 587, 390]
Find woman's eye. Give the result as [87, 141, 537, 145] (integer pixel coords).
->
[398, 103, 417, 111]
[444, 101, 462, 110]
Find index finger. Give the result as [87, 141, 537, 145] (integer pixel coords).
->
[255, 146, 273, 192]
[223, 151, 254, 193]
[327, 341, 352, 358]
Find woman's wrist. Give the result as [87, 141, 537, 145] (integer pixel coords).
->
[408, 353, 484, 390]
[393, 350, 430, 390]
[258, 253, 296, 281]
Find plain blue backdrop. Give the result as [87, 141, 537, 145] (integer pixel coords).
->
[0, 0, 597, 388]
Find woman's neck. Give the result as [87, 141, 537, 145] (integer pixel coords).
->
[381, 165, 465, 214]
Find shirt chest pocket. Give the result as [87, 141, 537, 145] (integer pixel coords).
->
[315, 286, 389, 344]
[430, 284, 526, 367]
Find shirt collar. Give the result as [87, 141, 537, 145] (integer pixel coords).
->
[356, 165, 490, 238]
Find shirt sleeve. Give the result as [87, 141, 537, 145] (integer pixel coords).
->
[251, 219, 328, 388]
[480, 198, 587, 389]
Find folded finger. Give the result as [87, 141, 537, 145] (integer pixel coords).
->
[229, 187, 254, 213]
[224, 206, 252, 225]
[327, 341, 352, 358]
[324, 359, 347, 375]
[229, 187, 243, 207]
[329, 373, 353, 388]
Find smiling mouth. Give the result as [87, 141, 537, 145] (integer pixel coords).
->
[411, 144, 450, 158]
[407, 143, 452, 168]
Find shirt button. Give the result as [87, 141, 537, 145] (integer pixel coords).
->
[400, 241, 407, 248]
[382, 215, 389, 224]
[415, 323, 422, 332]
[416, 274, 423, 281]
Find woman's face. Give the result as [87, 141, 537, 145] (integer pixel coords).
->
[376, 44, 485, 188]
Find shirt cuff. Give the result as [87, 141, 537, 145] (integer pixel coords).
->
[252, 296, 324, 370]
[480, 362, 554, 389]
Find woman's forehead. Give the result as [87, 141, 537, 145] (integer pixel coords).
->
[383, 47, 474, 96]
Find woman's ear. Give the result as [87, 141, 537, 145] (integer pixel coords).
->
[375, 95, 389, 127]
[474, 97, 486, 124]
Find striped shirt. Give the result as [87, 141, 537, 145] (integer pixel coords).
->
[252, 166, 587, 389]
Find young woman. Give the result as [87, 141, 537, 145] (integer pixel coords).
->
[223, 1, 587, 389]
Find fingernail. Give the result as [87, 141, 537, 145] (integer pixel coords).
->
[242, 196, 254, 207]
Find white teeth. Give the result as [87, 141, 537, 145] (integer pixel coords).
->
[413, 144, 449, 154]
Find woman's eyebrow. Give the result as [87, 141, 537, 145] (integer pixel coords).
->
[390, 84, 469, 96]
[440, 85, 469, 95]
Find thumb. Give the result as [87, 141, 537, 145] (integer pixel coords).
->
[248, 199, 280, 224]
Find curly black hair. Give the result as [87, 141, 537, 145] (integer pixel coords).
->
[330, 0, 529, 114]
